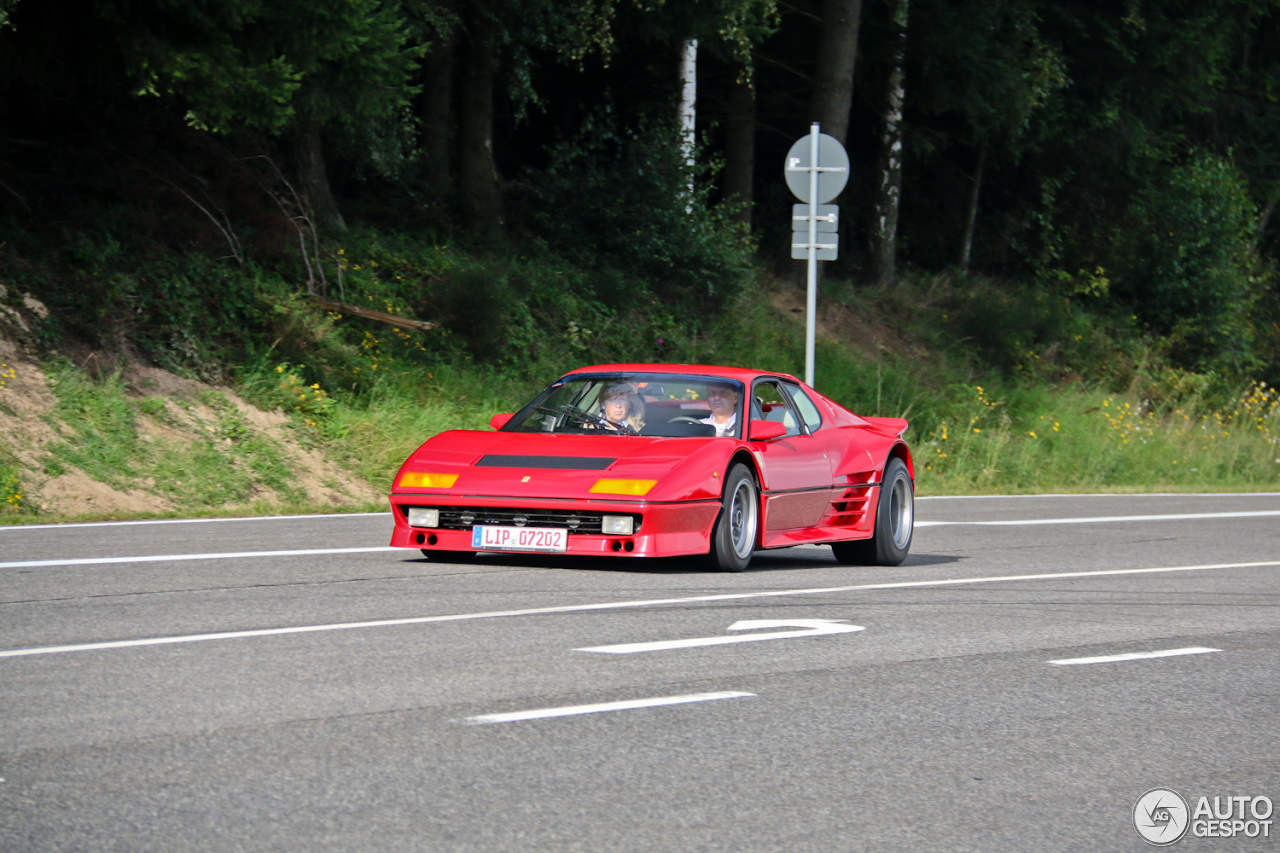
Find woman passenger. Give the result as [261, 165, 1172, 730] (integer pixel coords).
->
[598, 383, 645, 433]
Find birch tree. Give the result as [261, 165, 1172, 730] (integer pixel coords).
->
[871, 0, 908, 287]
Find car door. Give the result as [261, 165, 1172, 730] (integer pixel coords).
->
[749, 378, 834, 532]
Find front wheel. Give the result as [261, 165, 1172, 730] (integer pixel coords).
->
[707, 464, 758, 572]
[831, 457, 913, 566]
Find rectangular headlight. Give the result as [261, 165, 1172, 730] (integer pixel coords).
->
[601, 515, 634, 535]
[589, 478, 656, 496]
[407, 508, 440, 527]
[398, 472, 459, 489]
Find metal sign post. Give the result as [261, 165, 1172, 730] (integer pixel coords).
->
[784, 124, 849, 386]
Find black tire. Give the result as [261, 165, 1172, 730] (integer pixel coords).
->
[419, 549, 477, 562]
[831, 457, 913, 566]
[707, 464, 759, 572]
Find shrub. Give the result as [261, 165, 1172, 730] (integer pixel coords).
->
[1113, 152, 1260, 371]
[523, 110, 754, 311]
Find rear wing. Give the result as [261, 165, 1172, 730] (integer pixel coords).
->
[861, 416, 908, 437]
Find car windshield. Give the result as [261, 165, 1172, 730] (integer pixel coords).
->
[503, 373, 746, 438]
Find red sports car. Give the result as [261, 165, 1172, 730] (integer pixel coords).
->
[389, 364, 914, 571]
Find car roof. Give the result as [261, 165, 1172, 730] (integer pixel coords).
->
[564, 364, 803, 385]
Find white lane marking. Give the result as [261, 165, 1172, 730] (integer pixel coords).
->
[465, 691, 755, 724]
[0, 512, 389, 531]
[1048, 647, 1221, 666]
[11, 508, 1276, 569]
[918, 492, 1280, 500]
[915, 510, 1280, 527]
[577, 619, 865, 654]
[0, 547, 398, 570]
[3, 559, 1278, 659]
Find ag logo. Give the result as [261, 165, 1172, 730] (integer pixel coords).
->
[1134, 788, 1190, 845]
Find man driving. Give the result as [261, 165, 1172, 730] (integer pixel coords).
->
[699, 381, 740, 438]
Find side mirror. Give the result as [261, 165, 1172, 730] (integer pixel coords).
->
[489, 413, 514, 430]
[749, 419, 788, 441]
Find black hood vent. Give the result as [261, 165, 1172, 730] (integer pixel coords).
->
[476, 455, 616, 470]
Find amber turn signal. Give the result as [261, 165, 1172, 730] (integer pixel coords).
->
[398, 472, 459, 489]
[589, 478, 656, 496]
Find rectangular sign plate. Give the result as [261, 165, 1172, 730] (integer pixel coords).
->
[472, 525, 568, 553]
[791, 231, 838, 260]
[792, 204, 838, 230]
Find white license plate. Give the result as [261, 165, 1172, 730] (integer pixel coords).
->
[472, 525, 568, 553]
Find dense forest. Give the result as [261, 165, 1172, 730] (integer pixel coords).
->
[1, 0, 1279, 385]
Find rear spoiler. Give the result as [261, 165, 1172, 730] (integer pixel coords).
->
[862, 416, 909, 437]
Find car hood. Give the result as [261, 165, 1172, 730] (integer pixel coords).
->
[393, 429, 730, 502]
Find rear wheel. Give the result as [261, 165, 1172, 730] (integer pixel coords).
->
[831, 457, 913, 566]
[707, 464, 758, 572]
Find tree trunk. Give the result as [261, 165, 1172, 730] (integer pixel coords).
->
[959, 143, 986, 274]
[420, 40, 454, 204]
[291, 109, 347, 235]
[871, 0, 908, 287]
[723, 67, 755, 230]
[679, 38, 698, 200]
[457, 18, 503, 240]
[809, 0, 863, 145]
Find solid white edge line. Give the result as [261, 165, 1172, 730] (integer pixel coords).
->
[0, 512, 390, 531]
[917, 492, 1280, 500]
[0, 493, 1270, 529]
[915, 510, 1280, 527]
[465, 691, 755, 724]
[0, 547, 399, 570]
[14, 509, 1280, 570]
[3, 560, 1278, 659]
[1048, 647, 1222, 666]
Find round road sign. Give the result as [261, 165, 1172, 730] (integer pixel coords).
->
[784, 132, 849, 204]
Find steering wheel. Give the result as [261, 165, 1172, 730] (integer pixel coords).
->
[669, 416, 703, 425]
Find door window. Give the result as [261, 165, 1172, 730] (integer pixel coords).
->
[786, 384, 824, 433]
[752, 380, 804, 437]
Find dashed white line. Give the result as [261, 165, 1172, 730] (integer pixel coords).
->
[465, 691, 755, 724]
[1048, 647, 1222, 666]
[2, 559, 1277, 659]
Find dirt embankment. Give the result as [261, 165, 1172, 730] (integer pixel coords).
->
[0, 293, 379, 520]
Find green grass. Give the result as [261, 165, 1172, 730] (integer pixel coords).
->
[43, 362, 143, 485]
[911, 380, 1280, 493]
[311, 365, 546, 489]
[0, 454, 30, 514]
[6, 272, 1277, 525]
[283, 276, 1280, 498]
[32, 360, 341, 515]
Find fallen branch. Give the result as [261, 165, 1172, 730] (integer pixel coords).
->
[309, 296, 437, 332]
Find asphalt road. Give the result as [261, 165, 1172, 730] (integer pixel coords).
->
[2, 493, 1279, 852]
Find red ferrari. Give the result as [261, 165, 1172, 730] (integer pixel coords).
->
[389, 364, 914, 571]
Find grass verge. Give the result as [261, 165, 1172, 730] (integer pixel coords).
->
[2, 273, 1276, 524]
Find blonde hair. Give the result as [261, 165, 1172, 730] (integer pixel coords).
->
[600, 382, 645, 431]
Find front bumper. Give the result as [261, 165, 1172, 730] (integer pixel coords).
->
[388, 493, 721, 558]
